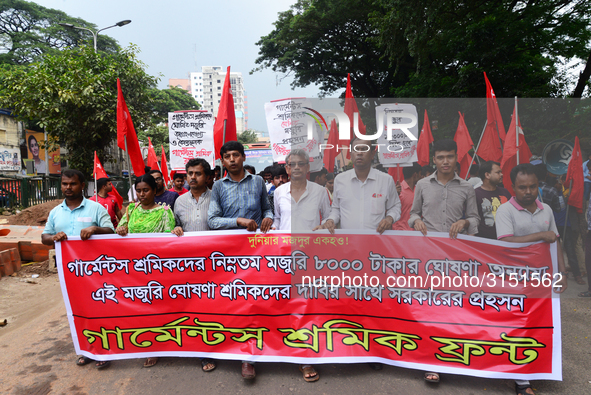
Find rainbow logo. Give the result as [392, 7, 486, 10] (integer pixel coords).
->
[303, 107, 329, 131]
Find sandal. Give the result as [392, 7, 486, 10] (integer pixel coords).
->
[515, 383, 534, 395]
[424, 372, 440, 382]
[575, 276, 586, 285]
[76, 356, 92, 366]
[143, 357, 159, 368]
[201, 358, 216, 372]
[578, 291, 591, 297]
[299, 365, 319, 382]
[96, 360, 111, 369]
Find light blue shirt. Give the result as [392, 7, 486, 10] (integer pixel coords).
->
[583, 160, 590, 184]
[208, 172, 273, 230]
[43, 197, 114, 236]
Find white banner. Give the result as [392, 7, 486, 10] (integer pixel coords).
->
[265, 98, 324, 170]
[375, 103, 418, 167]
[0, 147, 21, 171]
[168, 111, 215, 170]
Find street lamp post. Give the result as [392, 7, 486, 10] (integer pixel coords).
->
[59, 20, 131, 52]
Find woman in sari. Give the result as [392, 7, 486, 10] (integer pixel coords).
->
[116, 174, 175, 368]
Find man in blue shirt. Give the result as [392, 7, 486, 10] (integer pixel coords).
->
[149, 169, 179, 210]
[207, 141, 272, 380]
[42, 169, 114, 369]
[208, 141, 273, 232]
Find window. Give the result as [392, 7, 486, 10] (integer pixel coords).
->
[217, 80, 221, 83]
[218, 100, 220, 103]
[218, 93, 221, 97]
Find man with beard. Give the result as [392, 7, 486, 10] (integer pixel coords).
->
[42, 169, 114, 369]
[474, 161, 511, 239]
[149, 169, 179, 210]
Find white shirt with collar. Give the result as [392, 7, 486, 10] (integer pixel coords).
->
[273, 180, 331, 231]
[325, 168, 401, 230]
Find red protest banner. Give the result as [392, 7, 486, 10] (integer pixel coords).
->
[56, 231, 561, 380]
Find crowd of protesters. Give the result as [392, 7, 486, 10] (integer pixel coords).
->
[40, 138, 590, 393]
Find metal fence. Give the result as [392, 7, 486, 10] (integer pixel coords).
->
[0, 174, 133, 210]
[0, 175, 63, 209]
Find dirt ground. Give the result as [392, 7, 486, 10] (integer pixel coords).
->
[4, 200, 62, 226]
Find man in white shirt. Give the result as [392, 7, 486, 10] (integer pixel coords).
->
[272, 148, 327, 382]
[316, 137, 401, 234]
[273, 149, 331, 232]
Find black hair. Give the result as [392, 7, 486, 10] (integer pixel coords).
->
[148, 169, 163, 178]
[271, 165, 287, 178]
[350, 136, 377, 151]
[220, 141, 244, 157]
[510, 163, 537, 185]
[186, 158, 211, 175]
[421, 165, 435, 176]
[432, 139, 457, 156]
[96, 177, 110, 190]
[533, 163, 547, 182]
[135, 173, 157, 190]
[244, 165, 256, 174]
[309, 167, 328, 182]
[469, 164, 479, 175]
[173, 172, 185, 180]
[62, 169, 85, 184]
[28, 134, 38, 149]
[478, 161, 500, 180]
[455, 162, 461, 174]
[402, 162, 422, 179]
[214, 165, 221, 173]
[326, 173, 335, 181]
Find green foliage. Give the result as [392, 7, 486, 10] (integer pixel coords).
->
[148, 86, 200, 125]
[253, 0, 397, 97]
[138, 124, 169, 156]
[0, 0, 119, 65]
[255, 0, 591, 99]
[0, 45, 158, 176]
[237, 129, 259, 145]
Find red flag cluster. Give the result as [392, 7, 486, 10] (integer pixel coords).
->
[500, 103, 532, 194]
[564, 137, 585, 213]
[416, 110, 434, 166]
[117, 79, 145, 177]
[453, 112, 474, 179]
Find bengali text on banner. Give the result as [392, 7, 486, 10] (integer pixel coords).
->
[56, 231, 561, 380]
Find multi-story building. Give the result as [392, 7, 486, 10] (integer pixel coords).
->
[188, 66, 247, 134]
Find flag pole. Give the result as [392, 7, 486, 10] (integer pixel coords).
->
[94, 151, 98, 201]
[466, 120, 487, 180]
[124, 138, 135, 202]
[221, 119, 227, 178]
[515, 96, 519, 165]
[563, 180, 573, 240]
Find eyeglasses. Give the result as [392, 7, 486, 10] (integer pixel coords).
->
[286, 161, 308, 168]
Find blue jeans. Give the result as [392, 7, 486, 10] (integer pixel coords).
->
[584, 182, 591, 201]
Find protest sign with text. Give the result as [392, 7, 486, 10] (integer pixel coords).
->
[168, 111, 215, 170]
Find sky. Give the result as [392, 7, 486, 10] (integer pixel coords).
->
[35, 0, 334, 131]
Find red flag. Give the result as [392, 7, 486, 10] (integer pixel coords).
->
[117, 79, 145, 176]
[93, 151, 124, 208]
[501, 103, 532, 194]
[147, 137, 160, 172]
[213, 66, 237, 160]
[476, 73, 506, 162]
[564, 136, 585, 213]
[453, 112, 474, 179]
[417, 110, 434, 166]
[323, 119, 339, 172]
[161, 145, 170, 185]
[339, 74, 366, 159]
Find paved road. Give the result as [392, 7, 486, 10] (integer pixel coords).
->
[0, 274, 590, 395]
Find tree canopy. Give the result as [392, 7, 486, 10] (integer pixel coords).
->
[237, 129, 259, 145]
[0, 45, 157, 176]
[254, 0, 591, 98]
[0, 0, 119, 65]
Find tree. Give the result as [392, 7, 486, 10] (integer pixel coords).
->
[255, 0, 591, 99]
[237, 129, 259, 145]
[0, 45, 158, 176]
[253, 0, 403, 98]
[138, 87, 201, 155]
[0, 0, 119, 65]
